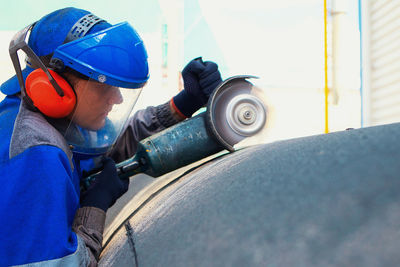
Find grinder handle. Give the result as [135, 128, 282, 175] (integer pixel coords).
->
[81, 158, 142, 190]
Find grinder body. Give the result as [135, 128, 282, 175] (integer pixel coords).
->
[83, 112, 224, 187]
[83, 76, 267, 188]
[128, 112, 224, 178]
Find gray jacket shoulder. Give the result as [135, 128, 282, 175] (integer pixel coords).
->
[9, 102, 73, 169]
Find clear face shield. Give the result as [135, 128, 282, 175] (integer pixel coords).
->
[62, 75, 142, 155]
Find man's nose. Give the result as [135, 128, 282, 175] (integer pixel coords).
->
[107, 87, 123, 105]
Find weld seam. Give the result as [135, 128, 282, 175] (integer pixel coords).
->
[125, 222, 139, 267]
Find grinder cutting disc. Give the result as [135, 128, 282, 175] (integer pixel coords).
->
[206, 75, 267, 152]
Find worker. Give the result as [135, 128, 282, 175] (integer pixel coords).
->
[0, 7, 222, 266]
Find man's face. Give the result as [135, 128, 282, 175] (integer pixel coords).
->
[69, 78, 123, 130]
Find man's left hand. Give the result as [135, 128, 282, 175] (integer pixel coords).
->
[171, 57, 222, 118]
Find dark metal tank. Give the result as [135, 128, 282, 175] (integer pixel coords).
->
[99, 121, 400, 267]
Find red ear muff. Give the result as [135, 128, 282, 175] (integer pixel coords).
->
[25, 69, 76, 118]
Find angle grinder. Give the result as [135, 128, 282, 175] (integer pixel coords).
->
[83, 75, 267, 188]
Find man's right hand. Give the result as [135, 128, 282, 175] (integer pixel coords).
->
[80, 157, 129, 212]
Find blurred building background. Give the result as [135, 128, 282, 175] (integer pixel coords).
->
[0, 0, 398, 143]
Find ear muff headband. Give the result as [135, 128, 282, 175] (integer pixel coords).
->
[9, 14, 104, 118]
[9, 23, 75, 118]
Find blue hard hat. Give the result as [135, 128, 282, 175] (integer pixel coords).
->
[28, 7, 111, 57]
[2, 7, 111, 95]
[52, 22, 149, 88]
[0, 7, 148, 95]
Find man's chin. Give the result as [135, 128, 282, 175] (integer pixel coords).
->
[85, 120, 106, 131]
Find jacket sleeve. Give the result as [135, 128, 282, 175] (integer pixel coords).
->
[109, 101, 183, 163]
[73, 207, 106, 267]
[0, 145, 90, 266]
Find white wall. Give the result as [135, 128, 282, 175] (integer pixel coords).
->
[1, 1, 363, 144]
[362, 0, 400, 126]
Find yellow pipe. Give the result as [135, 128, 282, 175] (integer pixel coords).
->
[324, 0, 329, 133]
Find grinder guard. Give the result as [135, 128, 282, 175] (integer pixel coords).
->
[206, 75, 267, 152]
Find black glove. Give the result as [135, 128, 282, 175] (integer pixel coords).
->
[172, 57, 222, 117]
[80, 157, 129, 212]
